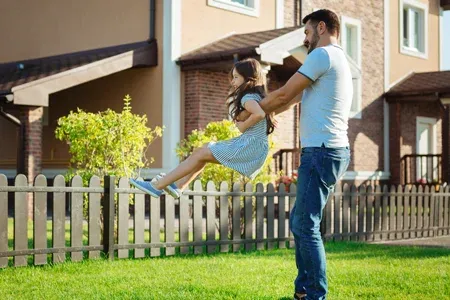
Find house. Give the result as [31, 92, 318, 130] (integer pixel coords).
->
[0, 0, 449, 187]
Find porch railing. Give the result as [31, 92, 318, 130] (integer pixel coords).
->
[401, 154, 442, 185]
[272, 148, 300, 175]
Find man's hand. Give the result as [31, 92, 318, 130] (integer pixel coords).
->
[236, 110, 251, 122]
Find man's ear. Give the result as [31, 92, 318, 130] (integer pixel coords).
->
[318, 21, 327, 35]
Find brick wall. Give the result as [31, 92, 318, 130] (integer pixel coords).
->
[300, 1, 385, 173]
[284, 0, 301, 27]
[184, 70, 230, 136]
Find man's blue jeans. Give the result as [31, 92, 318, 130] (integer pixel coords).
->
[289, 146, 350, 300]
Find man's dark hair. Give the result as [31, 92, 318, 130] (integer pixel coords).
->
[302, 9, 340, 37]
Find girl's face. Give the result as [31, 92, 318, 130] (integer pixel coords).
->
[231, 68, 245, 90]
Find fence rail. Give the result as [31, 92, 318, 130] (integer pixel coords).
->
[1, 174, 449, 268]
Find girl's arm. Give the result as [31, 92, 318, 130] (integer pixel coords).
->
[235, 100, 265, 133]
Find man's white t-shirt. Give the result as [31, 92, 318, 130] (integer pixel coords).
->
[297, 44, 353, 148]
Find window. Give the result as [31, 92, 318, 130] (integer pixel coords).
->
[341, 16, 362, 119]
[400, 0, 428, 58]
[208, 0, 259, 17]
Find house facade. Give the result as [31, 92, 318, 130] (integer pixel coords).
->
[0, 0, 449, 186]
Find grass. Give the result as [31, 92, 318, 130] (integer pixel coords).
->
[1, 242, 449, 299]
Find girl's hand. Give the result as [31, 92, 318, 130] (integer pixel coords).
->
[235, 121, 246, 133]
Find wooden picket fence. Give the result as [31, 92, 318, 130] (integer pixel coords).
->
[322, 184, 450, 241]
[0, 173, 449, 269]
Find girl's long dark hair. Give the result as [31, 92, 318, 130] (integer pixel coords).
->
[227, 58, 275, 135]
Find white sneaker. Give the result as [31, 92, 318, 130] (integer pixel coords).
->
[156, 173, 182, 199]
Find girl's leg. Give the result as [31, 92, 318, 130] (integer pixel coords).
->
[175, 164, 206, 190]
[153, 145, 218, 190]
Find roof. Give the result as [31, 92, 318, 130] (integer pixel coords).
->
[386, 70, 450, 99]
[0, 40, 157, 96]
[178, 27, 300, 65]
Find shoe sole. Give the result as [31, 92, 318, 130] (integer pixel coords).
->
[164, 186, 181, 198]
[129, 179, 160, 198]
[155, 174, 181, 199]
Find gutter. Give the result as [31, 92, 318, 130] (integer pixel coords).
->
[150, 0, 156, 41]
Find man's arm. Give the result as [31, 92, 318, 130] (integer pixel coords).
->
[236, 72, 311, 121]
[273, 96, 300, 115]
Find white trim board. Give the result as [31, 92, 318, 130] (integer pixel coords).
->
[276, 0, 284, 29]
[207, 0, 260, 17]
[162, 0, 182, 171]
[341, 171, 391, 181]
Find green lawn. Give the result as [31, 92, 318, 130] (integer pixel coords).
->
[1, 242, 449, 299]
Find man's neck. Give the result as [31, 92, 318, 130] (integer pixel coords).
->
[317, 35, 339, 48]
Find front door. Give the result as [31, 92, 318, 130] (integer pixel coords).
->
[416, 117, 437, 183]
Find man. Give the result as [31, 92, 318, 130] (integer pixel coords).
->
[237, 9, 352, 300]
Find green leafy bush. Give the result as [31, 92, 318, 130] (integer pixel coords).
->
[55, 95, 162, 183]
[55, 95, 163, 220]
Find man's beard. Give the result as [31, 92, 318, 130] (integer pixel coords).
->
[307, 30, 320, 54]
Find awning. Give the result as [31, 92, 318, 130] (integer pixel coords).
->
[0, 40, 157, 106]
[385, 70, 450, 103]
[178, 26, 306, 68]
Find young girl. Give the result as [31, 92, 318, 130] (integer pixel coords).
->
[130, 58, 275, 198]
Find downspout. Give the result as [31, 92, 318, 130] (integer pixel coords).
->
[0, 102, 25, 175]
[298, 0, 302, 26]
[150, 0, 156, 41]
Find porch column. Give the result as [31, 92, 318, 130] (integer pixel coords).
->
[389, 102, 402, 185]
[442, 105, 450, 183]
[19, 106, 43, 219]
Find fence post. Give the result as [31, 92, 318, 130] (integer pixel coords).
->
[103, 176, 115, 260]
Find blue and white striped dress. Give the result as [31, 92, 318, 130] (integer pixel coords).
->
[208, 93, 269, 179]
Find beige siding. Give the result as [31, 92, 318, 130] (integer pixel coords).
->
[0, 0, 150, 63]
[389, 0, 441, 85]
[0, 0, 164, 170]
[181, 0, 277, 54]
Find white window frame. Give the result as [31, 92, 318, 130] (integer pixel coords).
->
[400, 0, 428, 59]
[341, 16, 362, 119]
[208, 0, 260, 17]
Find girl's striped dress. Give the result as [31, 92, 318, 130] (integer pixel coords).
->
[208, 93, 269, 179]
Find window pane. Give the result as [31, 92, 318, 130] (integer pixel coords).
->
[345, 25, 357, 62]
[232, 0, 247, 5]
[413, 10, 420, 49]
[403, 8, 409, 47]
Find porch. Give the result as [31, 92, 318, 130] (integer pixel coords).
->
[385, 70, 450, 185]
